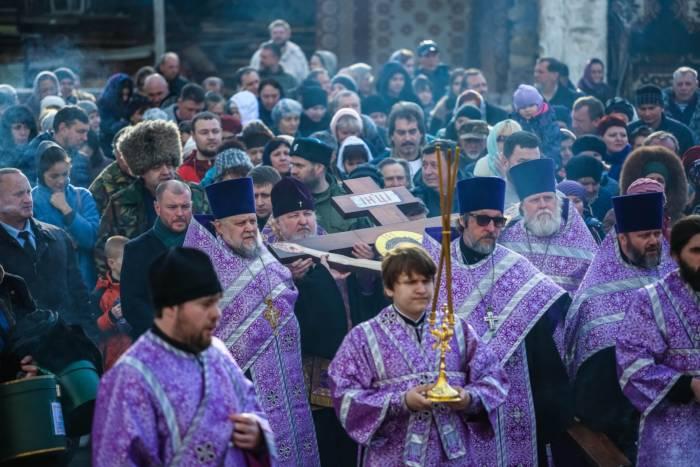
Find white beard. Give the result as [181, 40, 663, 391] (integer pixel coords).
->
[524, 208, 562, 237]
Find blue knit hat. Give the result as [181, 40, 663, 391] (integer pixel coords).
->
[513, 84, 543, 111]
[457, 177, 506, 214]
[205, 177, 256, 219]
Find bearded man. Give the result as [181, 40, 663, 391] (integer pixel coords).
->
[616, 215, 700, 465]
[262, 176, 384, 467]
[565, 191, 677, 461]
[184, 177, 320, 467]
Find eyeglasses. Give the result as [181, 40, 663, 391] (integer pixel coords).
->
[467, 213, 507, 228]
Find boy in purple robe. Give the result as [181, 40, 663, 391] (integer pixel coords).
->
[423, 176, 582, 466]
[329, 245, 509, 466]
[616, 215, 700, 466]
[565, 191, 675, 461]
[185, 177, 320, 467]
[92, 247, 275, 466]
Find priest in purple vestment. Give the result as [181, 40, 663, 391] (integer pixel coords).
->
[329, 245, 509, 466]
[423, 176, 582, 466]
[184, 177, 320, 467]
[565, 191, 676, 461]
[263, 176, 385, 467]
[500, 158, 598, 294]
[92, 247, 275, 466]
[616, 215, 700, 466]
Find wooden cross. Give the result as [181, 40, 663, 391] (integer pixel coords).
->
[331, 177, 426, 225]
[483, 307, 500, 332]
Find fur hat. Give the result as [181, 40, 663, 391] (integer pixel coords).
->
[619, 146, 687, 222]
[118, 120, 182, 176]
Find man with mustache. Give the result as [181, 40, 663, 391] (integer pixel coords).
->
[616, 215, 700, 465]
[120, 180, 196, 338]
[93, 247, 276, 466]
[500, 158, 598, 295]
[565, 191, 676, 462]
[262, 176, 384, 466]
[422, 176, 578, 466]
[184, 177, 320, 467]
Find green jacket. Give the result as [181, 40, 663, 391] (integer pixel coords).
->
[89, 161, 136, 217]
[94, 177, 209, 272]
[313, 176, 371, 234]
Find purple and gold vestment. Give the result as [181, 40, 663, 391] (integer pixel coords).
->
[184, 219, 320, 467]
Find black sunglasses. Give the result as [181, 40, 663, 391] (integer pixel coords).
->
[467, 213, 507, 228]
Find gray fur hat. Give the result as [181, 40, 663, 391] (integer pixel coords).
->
[118, 120, 182, 176]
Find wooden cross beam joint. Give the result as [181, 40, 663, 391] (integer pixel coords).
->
[331, 177, 426, 225]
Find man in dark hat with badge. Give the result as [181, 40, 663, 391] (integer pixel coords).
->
[183, 177, 320, 467]
[500, 158, 598, 294]
[261, 176, 383, 466]
[290, 137, 370, 233]
[422, 176, 579, 466]
[92, 247, 276, 466]
[565, 191, 676, 462]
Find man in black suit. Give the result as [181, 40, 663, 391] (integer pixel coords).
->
[0, 168, 93, 335]
[120, 180, 194, 338]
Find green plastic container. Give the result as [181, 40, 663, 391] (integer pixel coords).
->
[56, 360, 100, 437]
[0, 375, 67, 463]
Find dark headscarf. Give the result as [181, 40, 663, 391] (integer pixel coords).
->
[0, 105, 37, 148]
[577, 58, 614, 103]
[376, 61, 418, 106]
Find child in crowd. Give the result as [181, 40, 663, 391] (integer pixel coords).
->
[93, 235, 131, 370]
[511, 84, 562, 167]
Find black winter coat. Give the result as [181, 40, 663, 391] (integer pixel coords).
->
[120, 228, 169, 339]
[0, 219, 94, 336]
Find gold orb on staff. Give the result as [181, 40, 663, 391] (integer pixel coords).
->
[426, 144, 461, 402]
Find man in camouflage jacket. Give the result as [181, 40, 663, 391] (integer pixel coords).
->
[94, 120, 210, 272]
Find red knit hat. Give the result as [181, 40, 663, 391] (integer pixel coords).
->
[597, 115, 628, 137]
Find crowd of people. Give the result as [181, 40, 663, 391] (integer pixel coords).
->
[2, 16, 700, 466]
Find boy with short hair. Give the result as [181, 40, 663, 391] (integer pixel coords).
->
[328, 246, 508, 466]
[93, 235, 131, 370]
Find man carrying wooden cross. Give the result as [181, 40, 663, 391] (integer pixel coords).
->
[263, 176, 386, 467]
[289, 137, 371, 233]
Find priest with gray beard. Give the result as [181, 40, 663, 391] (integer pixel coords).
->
[499, 158, 598, 356]
[500, 158, 598, 295]
[262, 176, 385, 467]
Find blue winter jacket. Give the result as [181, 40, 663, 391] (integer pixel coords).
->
[31, 183, 100, 289]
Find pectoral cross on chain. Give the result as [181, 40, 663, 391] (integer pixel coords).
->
[484, 307, 500, 332]
[263, 298, 280, 331]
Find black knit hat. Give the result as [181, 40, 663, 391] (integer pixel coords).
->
[572, 135, 607, 158]
[149, 247, 222, 310]
[271, 176, 315, 217]
[348, 163, 384, 187]
[290, 137, 333, 166]
[605, 97, 635, 121]
[363, 95, 390, 115]
[330, 75, 357, 93]
[301, 86, 327, 110]
[635, 85, 663, 107]
[565, 155, 604, 183]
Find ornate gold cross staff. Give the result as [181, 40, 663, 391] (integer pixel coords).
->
[426, 145, 461, 402]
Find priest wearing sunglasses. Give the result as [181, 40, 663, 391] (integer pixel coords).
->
[422, 176, 581, 466]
